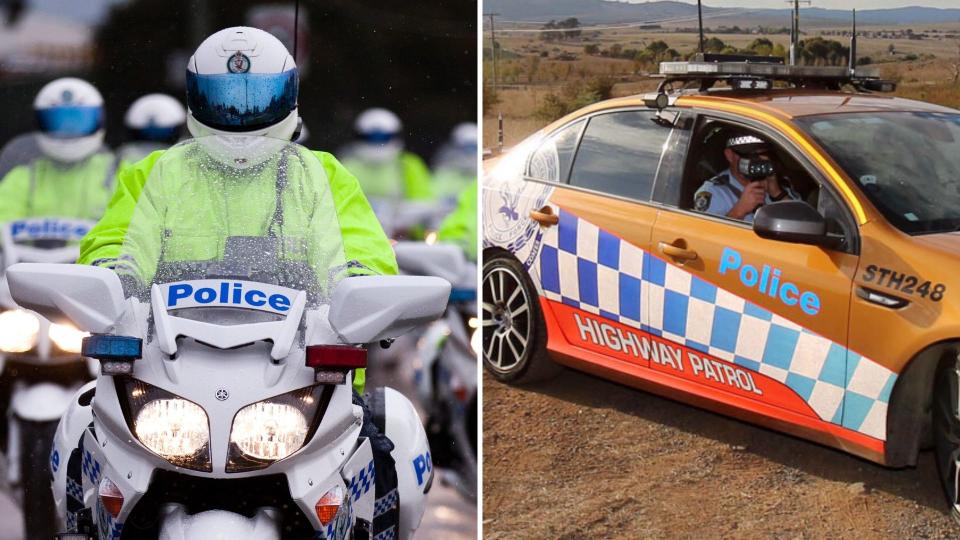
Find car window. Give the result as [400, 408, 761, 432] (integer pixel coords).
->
[525, 119, 584, 183]
[798, 112, 960, 235]
[568, 111, 670, 202]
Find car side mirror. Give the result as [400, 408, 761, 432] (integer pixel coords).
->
[753, 201, 839, 248]
[328, 275, 451, 344]
[6, 263, 126, 333]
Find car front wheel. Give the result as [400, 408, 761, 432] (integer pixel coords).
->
[933, 358, 960, 523]
[481, 254, 558, 383]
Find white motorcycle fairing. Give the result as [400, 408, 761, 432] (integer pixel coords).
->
[10, 263, 448, 540]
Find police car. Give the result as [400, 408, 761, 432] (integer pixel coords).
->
[481, 54, 960, 516]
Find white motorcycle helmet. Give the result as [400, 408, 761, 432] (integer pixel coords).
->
[185, 26, 301, 166]
[34, 78, 105, 163]
[125, 93, 186, 143]
[353, 107, 403, 161]
[451, 122, 477, 151]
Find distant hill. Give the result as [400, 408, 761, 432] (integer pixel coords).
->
[486, 0, 960, 26]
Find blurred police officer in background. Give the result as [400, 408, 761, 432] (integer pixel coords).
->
[117, 93, 186, 165]
[0, 78, 116, 222]
[431, 122, 477, 204]
[339, 107, 434, 202]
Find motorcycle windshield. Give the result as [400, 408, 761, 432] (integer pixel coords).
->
[115, 135, 347, 306]
[0, 133, 43, 179]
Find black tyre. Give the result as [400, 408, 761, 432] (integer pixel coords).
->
[481, 254, 558, 383]
[19, 418, 58, 540]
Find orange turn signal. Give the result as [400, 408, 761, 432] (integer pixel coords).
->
[98, 477, 124, 518]
[315, 485, 344, 526]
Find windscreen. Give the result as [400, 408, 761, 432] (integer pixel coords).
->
[115, 135, 346, 305]
[797, 112, 960, 234]
[0, 133, 42, 179]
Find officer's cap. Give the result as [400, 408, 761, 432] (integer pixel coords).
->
[726, 133, 769, 156]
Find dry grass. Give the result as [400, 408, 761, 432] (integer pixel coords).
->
[482, 24, 960, 150]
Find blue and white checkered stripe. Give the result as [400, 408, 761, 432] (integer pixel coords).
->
[537, 209, 896, 440]
[81, 449, 101, 486]
[349, 460, 376, 502]
[374, 488, 398, 518]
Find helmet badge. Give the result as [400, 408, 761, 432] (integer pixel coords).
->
[227, 51, 251, 74]
[61, 89, 74, 104]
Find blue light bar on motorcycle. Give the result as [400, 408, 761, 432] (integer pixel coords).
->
[82, 335, 143, 360]
[82, 335, 142, 375]
[449, 288, 477, 303]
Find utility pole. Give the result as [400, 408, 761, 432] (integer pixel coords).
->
[485, 13, 500, 99]
[485, 12, 503, 152]
[848, 9, 857, 74]
[697, 0, 704, 53]
[786, 0, 812, 65]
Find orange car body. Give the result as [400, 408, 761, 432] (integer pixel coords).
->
[483, 89, 960, 466]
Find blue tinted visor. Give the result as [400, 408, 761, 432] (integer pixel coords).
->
[361, 131, 399, 144]
[186, 69, 298, 132]
[132, 126, 180, 143]
[35, 106, 103, 138]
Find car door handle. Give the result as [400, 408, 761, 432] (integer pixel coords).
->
[530, 206, 559, 226]
[658, 241, 698, 261]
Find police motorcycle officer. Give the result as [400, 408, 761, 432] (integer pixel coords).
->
[0, 77, 115, 540]
[410, 179, 479, 498]
[693, 133, 800, 222]
[0, 78, 116, 223]
[338, 108, 433, 202]
[65, 26, 408, 539]
[430, 122, 477, 205]
[338, 109, 437, 240]
[117, 93, 186, 165]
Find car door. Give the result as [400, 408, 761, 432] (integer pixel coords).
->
[533, 108, 681, 375]
[648, 113, 860, 427]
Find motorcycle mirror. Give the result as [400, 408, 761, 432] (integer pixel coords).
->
[394, 242, 469, 285]
[6, 263, 126, 333]
[328, 275, 451, 344]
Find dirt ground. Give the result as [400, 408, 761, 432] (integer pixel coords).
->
[482, 368, 958, 539]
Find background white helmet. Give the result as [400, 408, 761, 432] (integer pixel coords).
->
[451, 122, 477, 149]
[185, 26, 299, 141]
[355, 108, 402, 142]
[34, 77, 105, 163]
[350, 108, 403, 161]
[125, 93, 186, 143]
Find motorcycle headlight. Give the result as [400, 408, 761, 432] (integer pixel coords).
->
[227, 384, 329, 473]
[49, 322, 89, 353]
[117, 378, 211, 471]
[0, 309, 39, 353]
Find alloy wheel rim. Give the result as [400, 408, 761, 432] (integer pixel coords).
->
[481, 266, 531, 374]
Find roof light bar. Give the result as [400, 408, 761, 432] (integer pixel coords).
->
[656, 52, 893, 92]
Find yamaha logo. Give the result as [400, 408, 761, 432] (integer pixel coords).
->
[215, 389, 229, 401]
[227, 51, 251, 74]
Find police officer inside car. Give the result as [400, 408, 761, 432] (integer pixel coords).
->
[694, 134, 799, 222]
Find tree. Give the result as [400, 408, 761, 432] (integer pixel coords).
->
[704, 37, 726, 53]
[584, 44, 600, 55]
[747, 38, 774, 56]
[647, 40, 669, 55]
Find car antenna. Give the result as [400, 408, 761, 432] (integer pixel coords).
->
[293, 0, 299, 63]
[697, 0, 704, 53]
[848, 9, 857, 75]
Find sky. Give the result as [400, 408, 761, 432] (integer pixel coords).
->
[635, 0, 960, 9]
